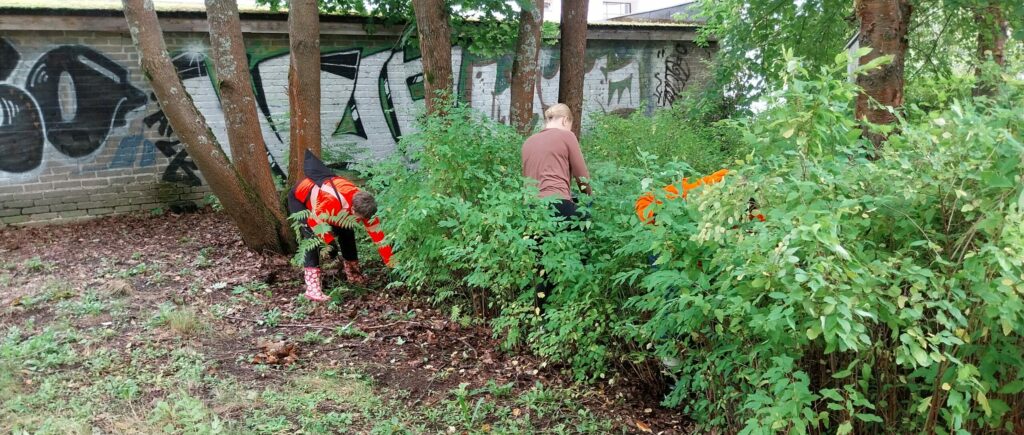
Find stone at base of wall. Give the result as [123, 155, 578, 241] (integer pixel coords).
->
[0, 201, 204, 228]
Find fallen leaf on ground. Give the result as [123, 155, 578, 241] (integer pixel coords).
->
[635, 420, 653, 433]
[252, 339, 299, 365]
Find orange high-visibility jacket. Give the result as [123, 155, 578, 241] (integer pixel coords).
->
[294, 176, 393, 265]
[635, 169, 730, 224]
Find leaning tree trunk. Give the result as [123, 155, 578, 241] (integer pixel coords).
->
[510, 0, 544, 135]
[854, 0, 912, 150]
[411, 0, 454, 115]
[558, 0, 589, 138]
[973, 4, 1008, 96]
[205, 0, 292, 248]
[123, 0, 291, 254]
[287, 0, 321, 184]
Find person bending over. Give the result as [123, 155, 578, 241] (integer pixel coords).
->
[288, 151, 393, 302]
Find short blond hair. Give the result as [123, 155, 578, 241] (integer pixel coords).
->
[544, 103, 573, 124]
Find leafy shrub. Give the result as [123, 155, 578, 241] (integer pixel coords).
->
[367, 105, 563, 311]
[370, 53, 1024, 433]
[585, 107, 748, 174]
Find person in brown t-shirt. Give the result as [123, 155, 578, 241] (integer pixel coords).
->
[521, 103, 592, 315]
[521, 103, 592, 220]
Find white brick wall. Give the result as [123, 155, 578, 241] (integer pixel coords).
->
[0, 27, 713, 225]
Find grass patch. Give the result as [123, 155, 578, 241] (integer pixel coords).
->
[55, 290, 108, 316]
[149, 303, 207, 337]
[18, 279, 76, 309]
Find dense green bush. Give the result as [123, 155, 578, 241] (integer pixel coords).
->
[369, 53, 1024, 433]
[584, 107, 747, 174]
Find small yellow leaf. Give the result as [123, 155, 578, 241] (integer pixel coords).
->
[782, 127, 795, 138]
[942, 383, 951, 391]
[977, 391, 992, 417]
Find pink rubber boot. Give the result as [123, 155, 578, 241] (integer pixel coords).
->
[303, 267, 328, 302]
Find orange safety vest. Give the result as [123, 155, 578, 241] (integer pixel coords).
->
[294, 177, 393, 265]
[635, 169, 730, 224]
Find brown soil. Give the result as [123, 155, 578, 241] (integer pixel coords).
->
[0, 209, 692, 433]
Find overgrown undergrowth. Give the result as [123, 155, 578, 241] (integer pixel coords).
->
[368, 53, 1024, 433]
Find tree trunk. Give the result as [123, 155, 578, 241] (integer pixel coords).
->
[411, 0, 454, 116]
[510, 0, 544, 135]
[854, 0, 911, 150]
[559, 0, 588, 138]
[122, 0, 290, 254]
[973, 4, 1008, 96]
[205, 0, 291, 245]
[287, 0, 321, 184]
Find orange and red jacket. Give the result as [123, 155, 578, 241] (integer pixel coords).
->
[294, 176, 393, 266]
[634, 169, 765, 224]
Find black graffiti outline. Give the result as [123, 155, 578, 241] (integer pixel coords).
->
[26, 45, 147, 158]
[1, 40, 150, 174]
[0, 38, 20, 82]
[143, 94, 202, 186]
[143, 52, 286, 185]
[0, 84, 45, 173]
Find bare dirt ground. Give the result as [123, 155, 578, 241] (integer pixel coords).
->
[0, 209, 690, 434]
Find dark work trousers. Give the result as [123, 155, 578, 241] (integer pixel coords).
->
[287, 194, 358, 268]
[534, 198, 586, 316]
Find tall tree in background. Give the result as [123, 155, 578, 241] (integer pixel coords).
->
[122, 0, 292, 254]
[973, 3, 1009, 96]
[411, 0, 454, 115]
[287, 0, 322, 183]
[510, 0, 544, 135]
[558, 0, 588, 137]
[205, 0, 286, 228]
[854, 0, 912, 150]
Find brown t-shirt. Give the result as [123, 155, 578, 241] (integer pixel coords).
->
[521, 128, 590, 200]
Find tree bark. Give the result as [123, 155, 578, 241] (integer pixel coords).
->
[122, 0, 290, 254]
[411, 0, 454, 116]
[854, 0, 911, 150]
[558, 0, 588, 138]
[510, 0, 544, 135]
[205, 0, 290, 241]
[287, 0, 321, 184]
[973, 4, 1008, 96]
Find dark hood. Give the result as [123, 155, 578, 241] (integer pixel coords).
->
[303, 150, 335, 186]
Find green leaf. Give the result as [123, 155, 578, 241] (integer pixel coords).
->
[856, 55, 894, 73]
[981, 171, 1014, 189]
[855, 413, 884, 423]
[837, 421, 853, 435]
[977, 391, 991, 417]
[911, 344, 931, 367]
[998, 380, 1024, 395]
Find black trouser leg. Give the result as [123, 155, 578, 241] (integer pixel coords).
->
[288, 195, 321, 268]
[331, 227, 358, 261]
[534, 199, 581, 316]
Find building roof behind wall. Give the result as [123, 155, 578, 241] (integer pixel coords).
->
[0, 5, 707, 41]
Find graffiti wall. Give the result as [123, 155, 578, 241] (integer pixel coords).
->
[0, 22, 712, 225]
